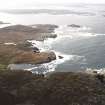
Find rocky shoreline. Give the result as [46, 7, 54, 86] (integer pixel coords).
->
[0, 24, 58, 70]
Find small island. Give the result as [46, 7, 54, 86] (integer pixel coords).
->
[68, 24, 81, 28]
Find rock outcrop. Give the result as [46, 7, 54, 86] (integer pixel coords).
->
[58, 55, 64, 59]
[11, 51, 56, 64]
[0, 42, 56, 68]
[68, 24, 81, 28]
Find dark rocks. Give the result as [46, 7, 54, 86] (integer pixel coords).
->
[47, 52, 56, 61]
[68, 24, 81, 28]
[58, 55, 64, 59]
[32, 47, 40, 53]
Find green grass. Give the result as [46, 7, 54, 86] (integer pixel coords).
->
[0, 64, 7, 70]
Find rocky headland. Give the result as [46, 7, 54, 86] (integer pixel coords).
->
[0, 24, 58, 70]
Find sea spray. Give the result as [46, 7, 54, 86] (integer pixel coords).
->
[86, 68, 105, 75]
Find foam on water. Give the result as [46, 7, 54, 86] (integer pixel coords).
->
[86, 68, 105, 75]
[27, 25, 105, 74]
[25, 51, 73, 74]
[28, 38, 74, 74]
[4, 42, 16, 45]
[54, 25, 95, 38]
[55, 25, 105, 40]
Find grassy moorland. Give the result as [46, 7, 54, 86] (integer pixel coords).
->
[0, 70, 105, 105]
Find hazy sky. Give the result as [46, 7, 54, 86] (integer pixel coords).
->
[0, 0, 105, 9]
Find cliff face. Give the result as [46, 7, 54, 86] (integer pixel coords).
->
[0, 70, 105, 105]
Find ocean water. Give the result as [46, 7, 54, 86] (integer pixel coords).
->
[1, 4, 105, 74]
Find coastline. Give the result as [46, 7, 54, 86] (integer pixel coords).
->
[0, 24, 104, 75]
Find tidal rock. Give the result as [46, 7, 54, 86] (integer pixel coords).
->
[68, 24, 81, 28]
[58, 55, 64, 59]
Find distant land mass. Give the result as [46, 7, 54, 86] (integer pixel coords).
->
[0, 9, 95, 16]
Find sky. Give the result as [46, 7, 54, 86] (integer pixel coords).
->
[0, 0, 105, 9]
